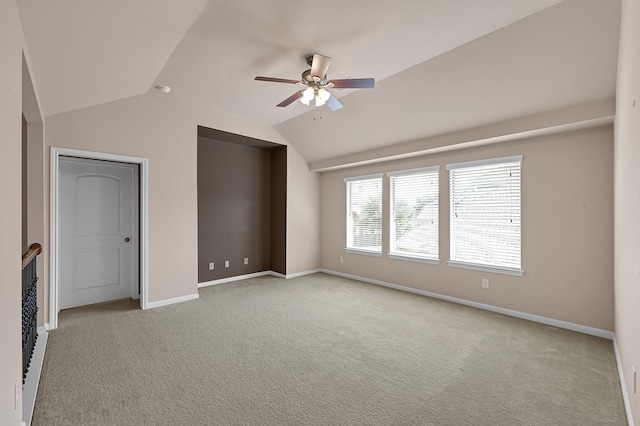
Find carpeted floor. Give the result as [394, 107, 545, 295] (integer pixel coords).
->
[33, 273, 627, 425]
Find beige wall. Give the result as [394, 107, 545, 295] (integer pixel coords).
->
[22, 50, 48, 328]
[320, 125, 614, 330]
[22, 115, 28, 252]
[287, 145, 321, 273]
[26, 122, 46, 327]
[1, 0, 25, 423]
[45, 93, 320, 306]
[614, 0, 640, 421]
[311, 98, 614, 171]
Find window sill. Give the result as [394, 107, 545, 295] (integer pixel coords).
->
[344, 248, 382, 257]
[447, 261, 524, 277]
[388, 253, 440, 265]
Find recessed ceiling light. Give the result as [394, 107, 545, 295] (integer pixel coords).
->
[155, 85, 171, 94]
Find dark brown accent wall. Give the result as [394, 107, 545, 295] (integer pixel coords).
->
[269, 147, 287, 274]
[197, 127, 286, 282]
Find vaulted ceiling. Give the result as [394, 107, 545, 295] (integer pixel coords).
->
[18, 0, 620, 164]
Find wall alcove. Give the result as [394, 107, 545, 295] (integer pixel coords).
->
[197, 126, 287, 282]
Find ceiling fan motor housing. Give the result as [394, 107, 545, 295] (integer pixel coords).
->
[301, 69, 326, 85]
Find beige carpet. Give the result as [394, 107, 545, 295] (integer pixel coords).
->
[33, 273, 626, 425]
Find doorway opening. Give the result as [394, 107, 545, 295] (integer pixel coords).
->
[50, 147, 149, 329]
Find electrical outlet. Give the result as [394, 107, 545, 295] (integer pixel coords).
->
[244, 258, 248, 265]
[340, 256, 344, 263]
[482, 279, 489, 289]
[225, 260, 229, 268]
[208, 262, 214, 270]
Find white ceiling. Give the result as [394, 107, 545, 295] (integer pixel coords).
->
[18, 0, 210, 117]
[277, 0, 621, 163]
[18, 0, 621, 164]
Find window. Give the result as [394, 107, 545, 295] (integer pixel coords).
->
[447, 155, 523, 276]
[345, 174, 383, 255]
[388, 166, 439, 262]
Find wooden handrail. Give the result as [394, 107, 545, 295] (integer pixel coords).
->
[21, 243, 43, 270]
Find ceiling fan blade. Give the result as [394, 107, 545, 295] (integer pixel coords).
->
[310, 54, 331, 79]
[277, 91, 303, 107]
[326, 95, 343, 111]
[329, 78, 375, 89]
[255, 76, 300, 84]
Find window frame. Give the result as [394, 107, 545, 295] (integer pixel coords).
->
[446, 155, 524, 277]
[344, 173, 383, 256]
[387, 166, 440, 264]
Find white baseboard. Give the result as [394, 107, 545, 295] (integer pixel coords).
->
[613, 336, 635, 426]
[198, 271, 273, 288]
[23, 327, 48, 426]
[320, 269, 614, 340]
[283, 269, 321, 279]
[146, 293, 199, 309]
[198, 269, 322, 288]
[269, 271, 287, 279]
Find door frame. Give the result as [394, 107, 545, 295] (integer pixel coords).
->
[50, 147, 149, 329]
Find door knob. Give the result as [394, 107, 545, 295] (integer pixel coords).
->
[124, 237, 130, 242]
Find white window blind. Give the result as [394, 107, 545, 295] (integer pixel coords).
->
[345, 174, 382, 253]
[447, 156, 522, 274]
[388, 166, 439, 260]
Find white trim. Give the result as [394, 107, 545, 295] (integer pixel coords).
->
[23, 327, 48, 426]
[49, 147, 150, 329]
[131, 168, 140, 301]
[388, 253, 440, 265]
[283, 269, 321, 279]
[446, 154, 523, 170]
[387, 165, 439, 177]
[447, 261, 524, 277]
[613, 336, 635, 426]
[146, 293, 199, 309]
[198, 271, 272, 288]
[49, 151, 59, 329]
[343, 173, 383, 183]
[269, 271, 287, 279]
[345, 248, 383, 257]
[198, 269, 323, 288]
[319, 269, 613, 340]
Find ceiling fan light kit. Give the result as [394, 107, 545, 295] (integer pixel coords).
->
[300, 87, 331, 107]
[255, 53, 375, 112]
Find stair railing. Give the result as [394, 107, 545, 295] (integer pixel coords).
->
[21, 243, 42, 384]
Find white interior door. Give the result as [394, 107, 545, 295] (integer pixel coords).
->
[59, 157, 139, 309]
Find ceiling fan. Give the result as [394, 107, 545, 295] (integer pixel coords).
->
[254, 53, 375, 111]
